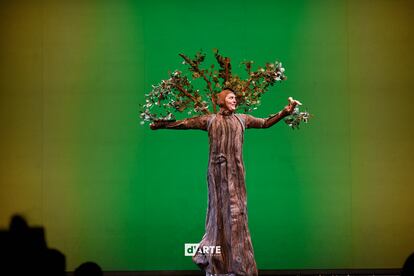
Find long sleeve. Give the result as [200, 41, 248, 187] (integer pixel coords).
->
[241, 110, 289, 129]
[151, 115, 211, 131]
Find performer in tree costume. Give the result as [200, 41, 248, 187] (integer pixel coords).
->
[141, 50, 310, 276]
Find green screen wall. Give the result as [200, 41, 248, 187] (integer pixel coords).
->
[1, 0, 413, 271]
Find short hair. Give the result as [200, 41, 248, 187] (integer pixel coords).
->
[222, 87, 235, 93]
[216, 89, 236, 107]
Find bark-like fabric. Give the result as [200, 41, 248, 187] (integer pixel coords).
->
[165, 110, 265, 276]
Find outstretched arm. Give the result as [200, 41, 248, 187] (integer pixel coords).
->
[150, 115, 210, 131]
[243, 97, 302, 129]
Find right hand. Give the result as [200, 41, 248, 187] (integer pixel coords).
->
[150, 120, 174, 130]
[150, 121, 162, 130]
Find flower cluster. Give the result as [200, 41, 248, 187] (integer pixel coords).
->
[284, 107, 312, 129]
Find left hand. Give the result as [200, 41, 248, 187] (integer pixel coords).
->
[283, 97, 302, 114]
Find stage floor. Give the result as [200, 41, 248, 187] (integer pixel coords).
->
[66, 268, 400, 276]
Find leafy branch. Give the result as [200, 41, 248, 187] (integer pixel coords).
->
[140, 49, 288, 124]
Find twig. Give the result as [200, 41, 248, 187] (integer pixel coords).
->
[179, 53, 217, 113]
[174, 84, 210, 115]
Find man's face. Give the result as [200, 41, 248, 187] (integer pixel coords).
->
[224, 92, 237, 111]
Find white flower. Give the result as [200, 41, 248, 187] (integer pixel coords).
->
[165, 113, 173, 120]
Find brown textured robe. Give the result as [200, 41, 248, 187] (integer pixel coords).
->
[160, 109, 284, 276]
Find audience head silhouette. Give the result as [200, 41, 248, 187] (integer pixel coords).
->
[0, 214, 66, 275]
[74, 261, 103, 276]
[402, 252, 414, 276]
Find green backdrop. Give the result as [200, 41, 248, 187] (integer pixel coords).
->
[1, 0, 413, 271]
